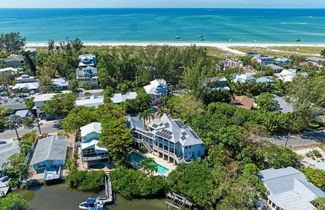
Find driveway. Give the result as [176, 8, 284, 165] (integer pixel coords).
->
[0, 120, 63, 140]
[253, 130, 325, 148]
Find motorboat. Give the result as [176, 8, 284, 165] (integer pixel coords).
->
[79, 198, 104, 210]
[175, 36, 181, 39]
[296, 39, 301, 42]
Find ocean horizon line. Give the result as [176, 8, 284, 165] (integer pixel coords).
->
[1, 8, 325, 10]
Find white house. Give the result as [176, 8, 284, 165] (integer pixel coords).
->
[78, 54, 96, 67]
[111, 92, 137, 104]
[275, 69, 297, 82]
[219, 58, 244, 70]
[128, 114, 205, 164]
[267, 64, 283, 73]
[143, 79, 168, 105]
[33, 93, 56, 117]
[256, 77, 275, 84]
[52, 78, 69, 90]
[80, 122, 108, 164]
[13, 75, 39, 92]
[232, 73, 256, 83]
[76, 67, 98, 88]
[0, 67, 22, 74]
[259, 167, 325, 210]
[4, 54, 25, 67]
[75, 95, 104, 108]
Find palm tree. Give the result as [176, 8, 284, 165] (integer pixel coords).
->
[48, 40, 55, 54]
[6, 115, 23, 141]
[139, 111, 149, 124]
[157, 108, 168, 118]
[146, 109, 155, 123]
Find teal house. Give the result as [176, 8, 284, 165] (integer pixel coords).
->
[30, 135, 68, 173]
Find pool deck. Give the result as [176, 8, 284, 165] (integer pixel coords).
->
[145, 153, 177, 175]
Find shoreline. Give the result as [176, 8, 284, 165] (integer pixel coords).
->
[26, 42, 325, 48]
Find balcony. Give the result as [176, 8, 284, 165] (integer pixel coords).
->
[82, 154, 109, 162]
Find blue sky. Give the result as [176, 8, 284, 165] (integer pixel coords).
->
[1, 0, 324, 8]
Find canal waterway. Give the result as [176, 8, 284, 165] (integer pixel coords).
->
[15, 183, 166, 210]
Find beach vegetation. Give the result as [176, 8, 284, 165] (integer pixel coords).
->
[301, 167, 325, 191]
[255, 92, 278, 112]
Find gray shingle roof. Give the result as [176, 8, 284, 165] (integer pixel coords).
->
[30, 135, 68, 165]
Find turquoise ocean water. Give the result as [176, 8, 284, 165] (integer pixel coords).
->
[0, 9, 325, 43]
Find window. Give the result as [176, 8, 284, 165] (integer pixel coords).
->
[50, 161, 55, 167]
[37, 163, 46, 168]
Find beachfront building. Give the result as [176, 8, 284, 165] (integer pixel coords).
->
[52, 78, 69, 90]
[128, 114, 205, 164]
[4, 54, 25, 67]
[80, 122, 108, 164]
[275, 57, 291, 65]
[12, 75, 39, 92]
[259, 167, 325, 210]
[30, 135, 68, 173]
[33, 93, 56, 117]
[75, 95, 104, 108]
[203, 77, 230, 91]
[267, 64, 283, 73]
[76, 67, 98, 88]
[111, 92, 137, 104]
[253, 54, 275, 65]
[219, 58, 244, 70]
[232, 73, 256, 83]
[78, 54, 96, 67]
[143, 79, 168, 105]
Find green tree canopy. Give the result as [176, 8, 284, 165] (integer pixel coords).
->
[256, 92, 278, 112]
[0, 194, 30, 210]
[0, 32, 26, 52]
[41, 93, 77, 117]
[62, 106, 99, 132]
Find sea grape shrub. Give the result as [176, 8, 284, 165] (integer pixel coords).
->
[110, 168, 166, 199]
[67, 170, 105, 192]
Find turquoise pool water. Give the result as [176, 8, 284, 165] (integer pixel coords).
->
[129, 152, 169, 174]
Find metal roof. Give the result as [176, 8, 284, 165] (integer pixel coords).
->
[80, 122, 101, 138]
[260, 167, 325, 210]
[111, 92, 137, 104]
[75, 96, 104, 108]
[30, 135, 68, 165]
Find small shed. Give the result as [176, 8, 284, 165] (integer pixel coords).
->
[30, 135, 68, 173]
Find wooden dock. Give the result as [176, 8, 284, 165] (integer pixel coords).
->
[165, 192, 193, 209]
[96, 174, 113, 205]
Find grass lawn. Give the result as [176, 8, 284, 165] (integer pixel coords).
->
[229, 46, 296, 57]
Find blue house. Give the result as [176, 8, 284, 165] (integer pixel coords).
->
[144, 79, 168, 105]
[30, 135, 68, 173]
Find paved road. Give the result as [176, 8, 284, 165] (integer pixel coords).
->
[254, 130, 325, 148]
[0, 120, 63, 140]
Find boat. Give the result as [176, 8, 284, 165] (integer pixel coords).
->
[79, 198, 104, 210]
[198, 34, 204, 39]
[175, 36, 181, 39]
[296, 39, 301, 42]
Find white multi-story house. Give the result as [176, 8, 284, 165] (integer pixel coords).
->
[80, 122, 108, 164]
[219, 58, 244, 70]
[78, 54, 96, 67]
[128, 114, 205, 164]
[76, 67, 98, 88]
[232, 73, 256, 83]
[12, 75, 39, 92]
[4, 54, 25, 67]
[260, 167, 325, 210]
[143, 79, 168, 105]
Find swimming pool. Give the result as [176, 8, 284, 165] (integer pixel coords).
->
[129, 152, 169, 174]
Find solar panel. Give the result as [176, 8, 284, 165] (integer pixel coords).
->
[164, 123, 170, 127]
[152, 124, 158, 128]
[181, 132, 187, 135]
[166, 135, 172, 140]
[174, 120, 185, 128]
[190, 130, 199, 139]
[181, 136, 186, 140]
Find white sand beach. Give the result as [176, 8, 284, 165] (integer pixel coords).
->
[26, 42, 325, 56]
